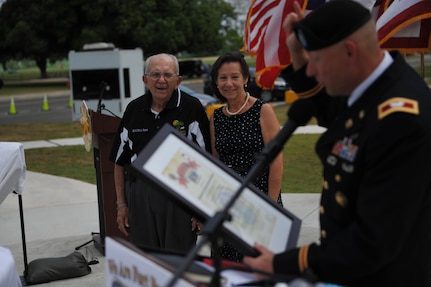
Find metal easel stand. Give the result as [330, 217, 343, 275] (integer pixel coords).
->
[15, 192, 28, 285]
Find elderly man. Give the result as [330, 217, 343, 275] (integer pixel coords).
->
[110, 53, 210, 253]
[243, 1, 431, 286]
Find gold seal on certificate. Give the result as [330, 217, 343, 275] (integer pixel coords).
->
[80, 100, 92, 152]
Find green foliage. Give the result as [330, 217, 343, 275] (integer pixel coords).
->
[0, 0, 239, 75]
[219, 29, 244, 54]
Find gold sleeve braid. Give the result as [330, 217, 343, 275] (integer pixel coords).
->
[298, 245, 310, 273]
[295, 83, 324, 99]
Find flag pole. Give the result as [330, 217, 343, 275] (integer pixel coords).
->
[420, 52, 425, 79]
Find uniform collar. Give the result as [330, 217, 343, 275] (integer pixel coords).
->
[348, 50, 393, 107]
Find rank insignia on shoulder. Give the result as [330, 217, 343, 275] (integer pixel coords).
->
[378, 97, 419, 120]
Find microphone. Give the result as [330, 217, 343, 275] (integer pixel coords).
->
[253, 99, 316, 173]
[97, 81, 108, 113]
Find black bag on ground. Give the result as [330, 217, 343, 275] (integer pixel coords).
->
[25, 251, 91, 284]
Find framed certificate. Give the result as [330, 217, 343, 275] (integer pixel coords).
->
[131, 124, 301, 256]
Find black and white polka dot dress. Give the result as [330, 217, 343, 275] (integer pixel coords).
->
[213, 99, 283, 262]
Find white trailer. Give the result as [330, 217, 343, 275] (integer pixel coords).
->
[68, 44, 144, 121]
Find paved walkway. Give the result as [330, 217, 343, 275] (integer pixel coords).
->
[1, 133, 323, 287]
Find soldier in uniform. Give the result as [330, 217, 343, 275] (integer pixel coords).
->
[243, 1, 431, 286]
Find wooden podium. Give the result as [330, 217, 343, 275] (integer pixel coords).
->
[89, 110, 128, 253]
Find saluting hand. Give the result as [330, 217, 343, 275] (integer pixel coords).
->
[283, 1, 309, 70]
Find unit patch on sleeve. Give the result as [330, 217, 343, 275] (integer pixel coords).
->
[378, 97, 419, 120]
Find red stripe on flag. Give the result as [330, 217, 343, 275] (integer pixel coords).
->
[381, 18, 431, 51]
[245, 0, 281, 55]
[376, 0, 431, 51]
[243, 0, 306, 89]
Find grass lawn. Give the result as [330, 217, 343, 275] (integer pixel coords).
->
[0, 85, 69, 96]
[25, 145, 97, 185]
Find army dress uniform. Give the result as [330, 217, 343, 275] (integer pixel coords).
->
[274, 51, 431, 286]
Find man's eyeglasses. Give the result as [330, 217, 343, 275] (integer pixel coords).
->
[145, 72, 178, 80]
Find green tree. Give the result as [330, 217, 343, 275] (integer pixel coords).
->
[110, 0, 237, 56]
[0, 0, 86, 77]
[0, 0, 237, 77]
[221, 29, 244, 54]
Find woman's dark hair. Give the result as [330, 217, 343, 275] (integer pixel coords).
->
[210, 51, 250, 103]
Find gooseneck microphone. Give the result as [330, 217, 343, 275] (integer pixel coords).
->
[97, 81, 108, 113]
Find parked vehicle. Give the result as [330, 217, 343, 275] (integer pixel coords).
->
[203, 67, 290, 102]
[178, 59, 205, 78]
[179, 85, 223, 117]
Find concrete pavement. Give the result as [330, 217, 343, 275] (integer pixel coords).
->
[1, 135, 322, 287]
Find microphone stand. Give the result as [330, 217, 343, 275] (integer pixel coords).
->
[165, 121, 296, 287]
[74, 80, 108, 252]
[97, 81, 107, 113]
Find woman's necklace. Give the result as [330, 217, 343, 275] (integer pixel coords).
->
[225, 92, 250, 116]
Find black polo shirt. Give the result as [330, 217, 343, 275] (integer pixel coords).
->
[110, 88, 210, 166]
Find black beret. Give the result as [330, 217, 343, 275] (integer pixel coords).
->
[293, 0, 371, 51]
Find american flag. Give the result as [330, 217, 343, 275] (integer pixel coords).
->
[243, 0, 430, 89]
[375, 0, 431, 52]
[242, 0, 297, 90]
[242, 0, 334, 90]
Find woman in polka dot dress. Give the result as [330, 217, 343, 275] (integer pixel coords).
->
[209, 52, 284, 262]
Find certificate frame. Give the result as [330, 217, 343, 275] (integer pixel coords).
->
[131, 124, 301, 256]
